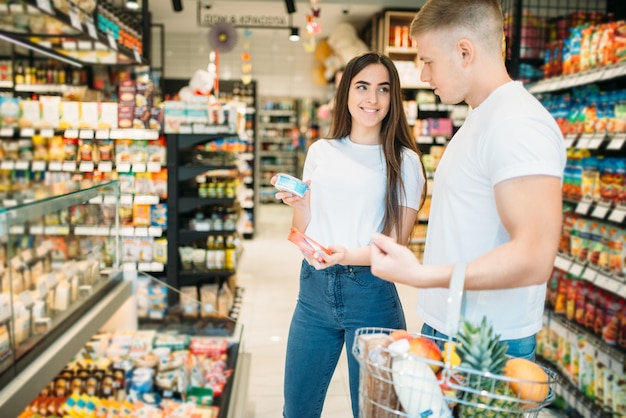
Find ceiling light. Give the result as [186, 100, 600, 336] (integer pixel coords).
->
[289, 27, 300, 42]
[126, 0, 139, 10]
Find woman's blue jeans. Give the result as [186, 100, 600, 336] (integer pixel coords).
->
[421, 323, 537, 360]
[283, 261, 406, 418]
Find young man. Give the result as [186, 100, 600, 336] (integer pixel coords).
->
[370, 0, 566, 359]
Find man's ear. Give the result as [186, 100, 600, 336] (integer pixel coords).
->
[458, 38, 474, 66]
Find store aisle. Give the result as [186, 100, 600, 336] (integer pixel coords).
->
[236, 203, 422, 418]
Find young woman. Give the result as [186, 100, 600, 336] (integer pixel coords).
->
[274, 52, 426, 418]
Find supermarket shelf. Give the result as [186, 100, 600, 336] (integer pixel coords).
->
[527, 62, 626, 94]
[178, 197, 236, 213]
[562, 196, 626, 227]
[0, 279, 132, 417]
[178, 228, 237, 244]
[553, 254, 626, 299]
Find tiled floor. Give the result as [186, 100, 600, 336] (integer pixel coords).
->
[236, 203, 423, 418]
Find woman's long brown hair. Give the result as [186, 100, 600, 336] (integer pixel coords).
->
[327, 52, 427, 240]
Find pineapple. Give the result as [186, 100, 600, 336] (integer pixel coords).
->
[454, 317, 523, 417]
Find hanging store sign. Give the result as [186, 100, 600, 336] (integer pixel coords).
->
[197, 10, 288, 28]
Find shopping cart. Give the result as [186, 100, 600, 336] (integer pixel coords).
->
[353, 264, 558, 418]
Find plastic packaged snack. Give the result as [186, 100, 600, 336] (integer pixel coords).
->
[287, 227, 332, 258]
[274, 173, 308, 197]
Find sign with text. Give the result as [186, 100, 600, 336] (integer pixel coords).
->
[198, 11, 288, 28]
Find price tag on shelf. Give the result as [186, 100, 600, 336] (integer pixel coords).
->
[587, 135, 605, 150]
[40, 128, 54, 138]
[581, 267, 597, 282]
[575, 200, 591, 215]
[95, 129, 110, 139]
[147, 162, 161, 172]
[36, 0, 53, 14]
[417, 136, 433, 144]
[150, 262, 165, 272]
[435, 136, 447, 144]
[32, 160, 46, 171]
[576, 134, 593, 149]
[607, 134, 626, 150]
[554, 254, 573, 272]
[134, 48, 142, 64]
[64, 129, 78, 138]
[120, 194, 133, 206]
[132, 163, 146, 173]
[563, 134, 577, 149]
[62, 161, 77, 172]
[62, 40, 76, 50]
[68, 6, 82, 31]
[591, 203, 610, 219]
[109, 129, 124, 139]
[94, 226, 110, 236]
[120, 226, 135, 236]
[0, 127, 13, 137]
[103, 195, 117, 205]
[0, 161, 14, 170]
[594, 273, 615, 293]
[79, 161, 94, 172]
[568, 261, 585, 277]
[8, 3, 23, 13]
[148, 227, 163, 237]
[19, 128, 35, 138]
[137, 262, 153, 272]
[86, 17, 98, 40]
[107, 31, 118, 51]
[608, 206, 626, 224]
[77, 40, 92, 50]
[30, 225, 43, 235]
[117, 162, 131, 173]
[134, 195, 160, 205]
[74, 226, 91, 235]
[9, 225, 24, 234]
[122, 262, 137, 272]
[15, 161, 29, 170]
[619, 285, 626, 300]
[134, 227, 148, 237]
[3, 199, 17, 207]
[98, 161, 113, 172]
[79, 129, 94, 139]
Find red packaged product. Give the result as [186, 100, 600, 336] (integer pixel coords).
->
[602, 294, 622, 345]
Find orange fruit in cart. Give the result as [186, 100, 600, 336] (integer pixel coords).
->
[503, 358, 549, 407]
[408, 336, 443, 373]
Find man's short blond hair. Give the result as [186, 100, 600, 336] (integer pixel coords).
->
[410, 0, 504, 53]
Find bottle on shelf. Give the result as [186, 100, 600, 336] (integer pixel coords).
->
[225, 235, 237, 270]
[214, 235, 225, 270]
[206, 235, 216, 270]
[14, 61, 25, 85]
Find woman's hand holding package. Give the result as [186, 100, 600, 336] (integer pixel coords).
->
[271, 175, 311, 210]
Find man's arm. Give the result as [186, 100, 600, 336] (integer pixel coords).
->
[371, 175, 562, 290]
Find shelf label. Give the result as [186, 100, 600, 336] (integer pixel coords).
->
[62, 161, 77, 172]
[435, 136, 447, 144]
[98, 161, 113, 172]
[95, 129, 110, 139]
[120, 226, 135, 236]
[417, 136, 433, 144]
[86, 17, 98, 40]
[150, 262, 165, 272]
[120, 194, 134, 206]
[109, 129, 124, 139]
[88, 195, 103, 204]
[40, 128, 54, 138]
[68, 6, 82, 31]
[576, 134, 593, 149]
[134, 48, 142, 64]
[20, 128, 35, 138]
[79, 161, 95, 172]
[3, 199, 17, 207]
[132, 163, 147, 173]
[36, 0, 53, 14]
[79, 129, 94, 139]
[607, 135, 626, 150]
[554, 254, 573, 272]
[64, 129, 78, 138]
[581, 267, 597, 282]
[569, 261, 585, 277]
[147, 162, 162, 172]
[116, 162, 131, 173]
[563, 134, 577, 149]
[594, 273, 619, 294]
[134, 227, 148, 237]
[32, 160, 46, 171]
[94, 226, 110, 236]
[15, 161, 29, 170]
[123, 262, 137, 272]
[137, 262, 153, 272]
[103, 195, 117, 205]
[608, 206, 626, 224]
[107, 31, 118, 51]
[1, 161, 14, 170]
[587, 135, 604, 149]
[575, 200, 591, 215]
[0, 127, 13, 137]
[148, 227, 163, 237]
[591, 204, 610, 219]
[134, 195, 160, 205]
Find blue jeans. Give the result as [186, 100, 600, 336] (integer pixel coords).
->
[421, 323, 537, 361]
[283, 261, 406, 418]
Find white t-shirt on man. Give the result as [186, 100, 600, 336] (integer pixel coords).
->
[303, 136, 424, 249]
[417, 81, 566, 340]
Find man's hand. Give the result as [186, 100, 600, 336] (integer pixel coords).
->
[370, 232, 422, 285]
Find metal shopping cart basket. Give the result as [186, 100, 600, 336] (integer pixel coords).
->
[352, 264, 558, 418]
